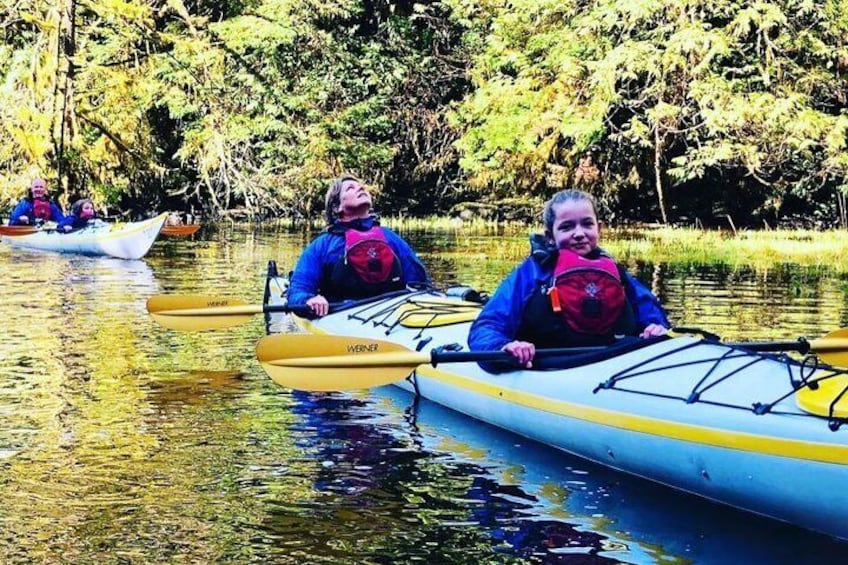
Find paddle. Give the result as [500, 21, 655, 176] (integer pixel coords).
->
[161, 225, 201, 237]
[0, 225, 38, 236]
[146, 290, 412, 331]
[146, 294, 322, 331]
[255, 329, 848, 392]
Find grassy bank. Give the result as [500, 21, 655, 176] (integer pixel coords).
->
[379, 218, 848, 271]
[261, 216, 848, 270]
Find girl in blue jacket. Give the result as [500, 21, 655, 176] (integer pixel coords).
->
[468, 189, 669, 371]
[57, 198, 97, 232]
[288, 176, 430, 316]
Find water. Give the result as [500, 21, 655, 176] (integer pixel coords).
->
[0, 224, 846, 563]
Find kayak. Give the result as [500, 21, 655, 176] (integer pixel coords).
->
[262, 270, 848, 541]
[161, 224, 201, 237]
[1, 213, 168, 260]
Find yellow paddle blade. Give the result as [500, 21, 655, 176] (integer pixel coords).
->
[810, 328, 848, 367]
[256, 334, 428, 391]
[0, 225, 38, 236]
[795, 329, 848, 418]
[796, 375, 848, 418]
[147, 294, 259, 331]
[795, 328, 848, 418]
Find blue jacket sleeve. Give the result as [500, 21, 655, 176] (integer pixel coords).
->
[468, 258, 540, 353]
[50, 203, 65, 223]
[623, 271, 670, 329]
[288, 235, 332, 306]
[9, 200, 32, 225]
[57, 215, 77, 231]
[383, 228, 430, 286]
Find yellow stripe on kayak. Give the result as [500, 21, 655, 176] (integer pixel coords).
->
[295, 316, 848, 466]
[416, 364, 848, 466]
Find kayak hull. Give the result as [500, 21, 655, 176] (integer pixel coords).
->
[264, 279, 848, 540]
[2, 213, 167, 259]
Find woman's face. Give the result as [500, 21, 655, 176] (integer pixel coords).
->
[337, 179, 372, 219]
[80, 202, 95, 218]
[547, 198, 600, 257]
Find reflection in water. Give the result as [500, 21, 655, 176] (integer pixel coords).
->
[0, 225, 847, 561]
[260, 391, 626, 563]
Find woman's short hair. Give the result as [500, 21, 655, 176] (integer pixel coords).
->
[324, 175, 360, 225]
[542, 189, 597, 234]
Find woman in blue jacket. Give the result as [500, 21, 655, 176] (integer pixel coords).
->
[468, 189, 669, 371]
[288, 175, 431, 316]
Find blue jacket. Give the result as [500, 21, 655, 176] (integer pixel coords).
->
[288, 216, 430, 305]
[57, 214, 95, 232]
[468, 250, 670, 354]
[9, 198, 65, 225]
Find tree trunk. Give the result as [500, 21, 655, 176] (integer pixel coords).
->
[653, 126, 668, 224]
[56, 0, 77, 196]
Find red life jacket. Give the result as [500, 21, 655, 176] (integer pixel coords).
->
[344, 226, 400, 284]
[33, 198, 52, 220]
[550, 249, 626, 335]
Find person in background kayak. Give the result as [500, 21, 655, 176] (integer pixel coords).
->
[288, 175, 431, 316]
[57, 198, 97, 232]
[469, 189, 669, 371]
[8, 178, 65, 226]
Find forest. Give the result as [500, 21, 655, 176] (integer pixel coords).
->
[1, 0, 847, 227]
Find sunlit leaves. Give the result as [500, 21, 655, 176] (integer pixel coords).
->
[449, 0, 848, 224]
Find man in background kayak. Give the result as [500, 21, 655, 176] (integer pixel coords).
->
[469, 189, 669, 371]
[288, 175, 431, 316]
[8, 178, 65, 226]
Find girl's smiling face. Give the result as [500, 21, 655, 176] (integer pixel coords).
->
[547, 198, 600, 256]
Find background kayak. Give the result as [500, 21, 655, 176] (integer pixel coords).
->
[1, 213, 167, 259]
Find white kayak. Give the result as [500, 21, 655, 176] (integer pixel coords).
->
[2, 213, 168, 260]
[262, 272, 848, 541]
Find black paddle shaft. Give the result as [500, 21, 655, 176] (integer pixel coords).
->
[430, 346, 606, 365]
[264, 290, 413, 319]
[428, 338, 811, 367]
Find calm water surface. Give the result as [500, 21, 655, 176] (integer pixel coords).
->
[1, 223, 847, 563]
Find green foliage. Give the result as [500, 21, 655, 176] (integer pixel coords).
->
[0, 0, 470, 218]
[0, 0, 846, 226]
[449, 0, 848, 225]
